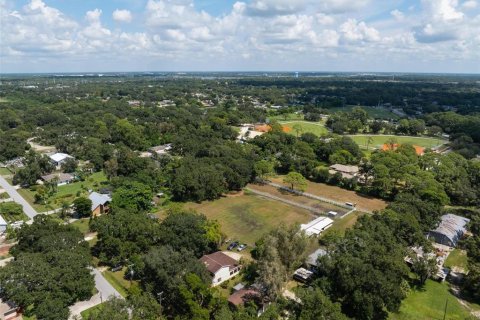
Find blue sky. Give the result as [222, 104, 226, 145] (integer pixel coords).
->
[1, 0, 479, 73]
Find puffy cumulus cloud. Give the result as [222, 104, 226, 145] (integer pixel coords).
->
[462, 0, 477, 9]
[413, 0, 480, 44]
[390, 9, 404, 21]
[113, 9, 132, 23]
[340, 19, 380, 43]
[1, 0, 479, 72]
[422, 0, 464, 22]
[1, 0, 77, 56]
[316, 0, 371, 14]
[245, 0, 307, 16]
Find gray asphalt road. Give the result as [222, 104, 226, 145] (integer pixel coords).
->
[69, 268, 122, 318]
[0, 176, 37, 220]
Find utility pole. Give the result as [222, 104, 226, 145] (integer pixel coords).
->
[157, 291, 164, 306]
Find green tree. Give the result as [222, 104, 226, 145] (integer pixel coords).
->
[73, 196, 93, 218]
[0, 216, 94, 320]
[411, 251, 438, 285]
[111, 181, 153, 212]
[283, 172, 307, 192]
[61, 157, 78, 173]
[296, 288, 348, 320]
[292, 123, 303, 137]
[254, 160, 275, 181]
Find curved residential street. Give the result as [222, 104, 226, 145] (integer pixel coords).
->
[0, 176, 37, 220]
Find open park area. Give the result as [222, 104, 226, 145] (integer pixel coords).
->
[349, 134, 446, 150]
[280, 120, 329, 136]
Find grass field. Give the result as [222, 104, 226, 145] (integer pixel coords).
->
[326, 211, 366, 235]
[70, 218, 91, 235]
[444, 249, 468, 271]
[19, 172, 108, 212]
[389, 280, 472, 320]
[279, 120, 329, 136]
[102, 268, 137, 298]
[268, 113, 304, 121]
[349, 135, 446, 150]
[329, 105, 401, 120]
[270, 176, 388, 212]
[80, 303, 104, 319]
[0, 167, 12, 176]
[185, 192, 313, 245]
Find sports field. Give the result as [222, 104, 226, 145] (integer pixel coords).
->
[349, 134, 446, 150]
[280, 120, 329, 136]
[185, 192, 313, 245]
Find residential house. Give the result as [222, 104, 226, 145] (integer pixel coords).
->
[228, 288, 261, 307]
[328, 164, 359, 179]
[199, 251, 241, 286]
[306, 248, 327, 270]
[89, 192, 112, 216]
[428, 214, 470, 247]
[41, 173, 75, 186]
[48, 152, 73, 169]
[149, 144, 172, 157]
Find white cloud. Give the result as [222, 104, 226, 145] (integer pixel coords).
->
[1, 0, 479, 73]
[113, 9, 132, 23]
[317, 0, 371, 14]
[462, 0, 477, 9]
[340, 19, 380, 42]
[390, 9, 404, 21]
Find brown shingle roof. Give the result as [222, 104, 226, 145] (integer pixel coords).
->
[228, 289, 261, 306]
[199, 251, 239, 274]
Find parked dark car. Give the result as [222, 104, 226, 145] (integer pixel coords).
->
[227, 241, 239, 250]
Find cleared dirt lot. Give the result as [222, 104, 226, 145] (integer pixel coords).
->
[270, 176, 388, 212]
[247, 183, 349, 215]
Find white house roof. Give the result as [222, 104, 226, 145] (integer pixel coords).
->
[89, 192, 112, 211]
[306, 248, 327, 267]
[301, 217, 334, 236]
[0, 215, 7, 226]
[49, 153, 73, 163]
[430, 214, 470, 246]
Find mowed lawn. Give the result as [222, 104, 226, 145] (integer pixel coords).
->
[270, 176, 388, 212]
[186, 192, 313, 245]
[349, 135, 446, 150]
[389, 280, 472, 320]
[444, 249, 469, 271]
[0, 167, 13, 176]
[329, 105, 401, 120]
[280, 120, 329, 136]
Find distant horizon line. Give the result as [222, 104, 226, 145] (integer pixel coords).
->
[1, 70, 479, 76]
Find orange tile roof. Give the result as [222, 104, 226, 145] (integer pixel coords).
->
[381, 143, 425, 155]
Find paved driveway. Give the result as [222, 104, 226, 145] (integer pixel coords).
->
[69, 268, 122, 319]
[0, 176, 37, 220]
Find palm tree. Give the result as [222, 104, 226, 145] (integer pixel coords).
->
[366, 136, 374, 150]
[292, 123, 303, 137]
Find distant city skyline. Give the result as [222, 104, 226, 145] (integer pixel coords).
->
[1, 0, 479, 73]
